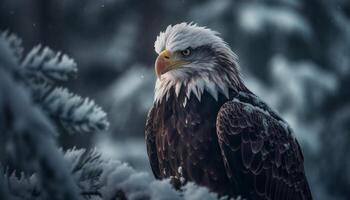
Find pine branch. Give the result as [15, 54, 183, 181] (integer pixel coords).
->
[0, 31, 23, 62]
[37, 86, 109, 134]
[3, 148, 242, 200]
[0, 31, 23, 71]
[0, 69, 83, 200]
[21, 45, 77, 82]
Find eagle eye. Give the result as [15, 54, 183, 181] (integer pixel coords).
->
[181, 48, 191, 57]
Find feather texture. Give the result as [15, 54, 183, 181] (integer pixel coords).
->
[216, 94, 312, 199]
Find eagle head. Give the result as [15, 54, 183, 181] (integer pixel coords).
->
[153, 23, 244, 104]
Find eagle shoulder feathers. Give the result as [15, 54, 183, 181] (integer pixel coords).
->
[216, 92, 312, 199]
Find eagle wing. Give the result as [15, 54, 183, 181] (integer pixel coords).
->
[145, 106, 161, 179]
[216, 97, 312, 200]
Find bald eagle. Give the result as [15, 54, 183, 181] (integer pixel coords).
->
[145, 23, 312, 200]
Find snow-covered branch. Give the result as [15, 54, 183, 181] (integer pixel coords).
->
[22, 45, 77, 82]
[0, 66, 82, 200]
[4, 148, 238, 200]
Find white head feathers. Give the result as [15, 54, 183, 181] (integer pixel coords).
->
[155, 23, 227, 54]
[153, 22, 242, 105]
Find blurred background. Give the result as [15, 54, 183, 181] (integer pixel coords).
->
[0, 0, 349, 199]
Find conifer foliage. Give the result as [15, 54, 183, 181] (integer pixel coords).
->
[0, 31, 86, 200]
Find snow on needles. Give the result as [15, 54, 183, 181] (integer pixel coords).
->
[17, 37, 109, 134]
[22, 45, 78, 82]
[3, 148, 242, 200]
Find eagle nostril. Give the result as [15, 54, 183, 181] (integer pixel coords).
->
[164, 55, 170, 59]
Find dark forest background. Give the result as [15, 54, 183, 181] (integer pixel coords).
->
[1, 0, 350, 199]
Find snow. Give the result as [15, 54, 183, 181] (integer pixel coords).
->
[0, 69, 82, 200]
[238, 3, 312, 37]
[182, 182, 235, 200]
[16, 41, 110, 134]
[0, 32, 22, 69]
[0, 31, 103, 200]
[65, 148, 240, 200]
[21, 45, 77, 81]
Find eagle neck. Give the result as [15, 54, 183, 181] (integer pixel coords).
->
[154, 71, 245, 106]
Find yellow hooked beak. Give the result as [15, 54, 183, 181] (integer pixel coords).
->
[155, 50, 190, 79]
